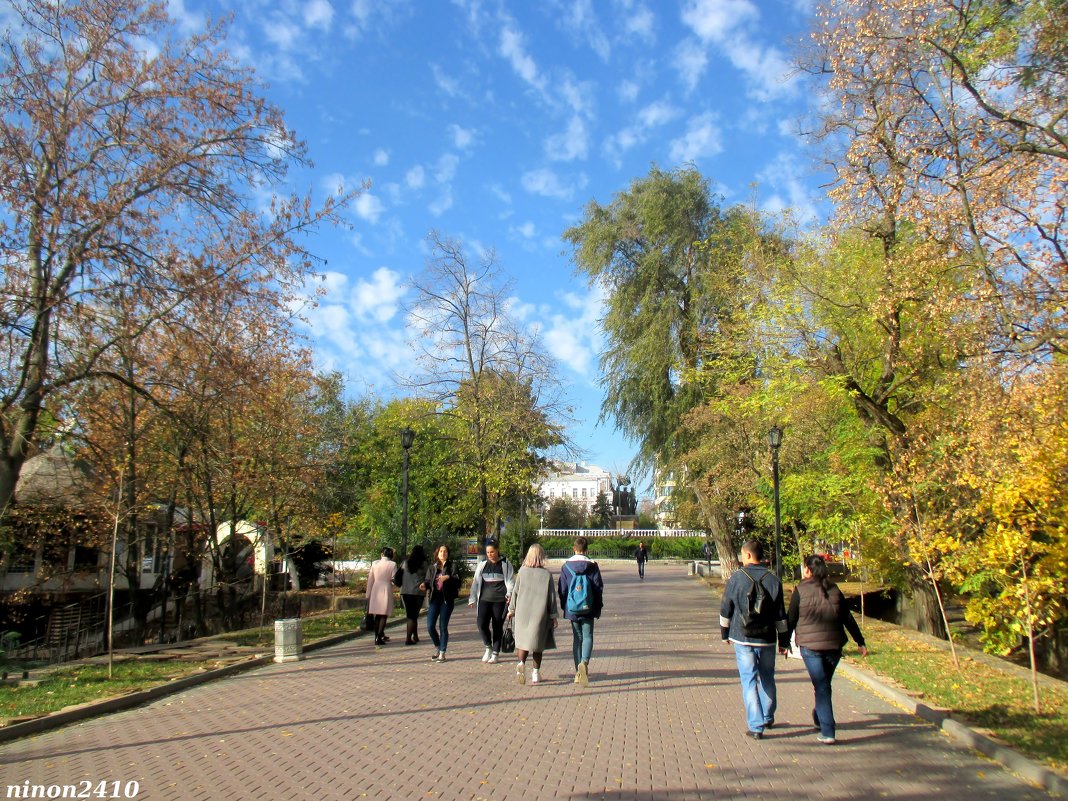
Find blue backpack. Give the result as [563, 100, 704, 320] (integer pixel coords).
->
[566, 567, 593, 615]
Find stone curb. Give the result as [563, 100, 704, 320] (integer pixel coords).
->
[840, 661, 1068, 798]
[0, 612, 416, 745]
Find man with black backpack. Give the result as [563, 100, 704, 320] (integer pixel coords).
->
[558, 537, 604, 685]
[719, 540, 790, 740]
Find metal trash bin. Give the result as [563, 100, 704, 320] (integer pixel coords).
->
[274, 618, 304, 663]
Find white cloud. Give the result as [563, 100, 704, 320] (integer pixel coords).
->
[722, 39, 796, 101]
[263, 18, 302, 50]
[373, 148, 390, 166]
[354, 192, 385, 224]
[515, 221, 537, 239]
[545, 116, 589, 162]
[669, 112, 723, 164]
[680, 0, 797, 100]
[431, 63, 462, 97]
[521, 168, 586, 200]
[605, 99, 680, 164]
[353, 267, 406, 322]
[166, 0, 203, 32]
[303, 0, 335, 31]
[405, 165, 426, 189]
[638, 100, 680, 128]
[318, 270, 350, 295]
[757, 152, 821, 225]
[313, 303, 362, 356]
[623, 4, 655, 39]
[618, 79, 640, 103]
[449, 124, 477, 150]
[488, 184, 513, 205]
[541, 285, 605, 378]
[435, 153, 459, 183]
[559, 76, 595, 118]
[507, 296, 538, 322]
[674, 38, 708, 92]
[681, 0, 757, 41]
[554, 0, 610, 61]
[499, 22, 544, 93]
[429, 188, 454, 216]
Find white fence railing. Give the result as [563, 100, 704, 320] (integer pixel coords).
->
[537, 528, 706, 538]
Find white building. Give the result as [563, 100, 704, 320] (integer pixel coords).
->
[537, 461, 613, 513]
[653, 466, 679, 528]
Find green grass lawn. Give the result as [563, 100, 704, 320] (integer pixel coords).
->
[0, 660, 219, 719]
[853, 618, 1068, 773]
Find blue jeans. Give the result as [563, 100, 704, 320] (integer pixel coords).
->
[801, 647, 842, 738]
[733, 644, 777, 733]
[426, 599, 454, 652]
[571, 618, 595, 667]
[637, 560, 645, 578]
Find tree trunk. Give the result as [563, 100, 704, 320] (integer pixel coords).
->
[906, 566, 948, 638]
[692, 484, 739, 577]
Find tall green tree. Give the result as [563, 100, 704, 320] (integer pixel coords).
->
[564, 165, 775, 570]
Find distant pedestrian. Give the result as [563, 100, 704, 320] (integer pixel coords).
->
[424, 544, 460, 662]
[635, 541, 649, 580]
[365, 547, 397, 646]
[786, 554, 868, 745]
[398, 545, 427, 645]
[703, 539, 714, 572]
[469, 539, 514, 664]
[558, 536, 604, 685]
[719, 540, 789, 739]
[508, 543, 559, 686]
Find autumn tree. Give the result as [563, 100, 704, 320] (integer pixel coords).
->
[0, 0, 348, 520]
[407, 231, 568, 544]
[800, 0, 1067, 635]
[806, 0, 1067, 360]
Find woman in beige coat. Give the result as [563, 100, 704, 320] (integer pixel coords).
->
[507, 544, 558, 685]
[365, 547, 397, 646]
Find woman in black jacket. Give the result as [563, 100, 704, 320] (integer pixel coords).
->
[423, 544, 460, 662]
[786, 554, 867, 745]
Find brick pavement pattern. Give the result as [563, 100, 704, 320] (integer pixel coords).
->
[0, 563, 1053, 800]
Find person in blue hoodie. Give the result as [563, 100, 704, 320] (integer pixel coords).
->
[557, 536, 604, 685]
[719, 540, 790, 740]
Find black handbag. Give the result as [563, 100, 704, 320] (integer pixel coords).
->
[500, 620, 516, 654]
[362, 612, 374, 632]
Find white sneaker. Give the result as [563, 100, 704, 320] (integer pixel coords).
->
[530, 669, 540, 684]
[515, 662, 525, 685]
[488, 652, 499, 664]
[482, 647, 492, 662]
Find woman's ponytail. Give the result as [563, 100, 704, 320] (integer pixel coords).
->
[804, 554, 832, 598]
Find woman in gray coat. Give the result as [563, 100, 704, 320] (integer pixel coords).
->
[507, 543, 558, 685]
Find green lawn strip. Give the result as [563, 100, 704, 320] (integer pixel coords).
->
[0, 660, 221, 719]
[853, 618, 1068, 773]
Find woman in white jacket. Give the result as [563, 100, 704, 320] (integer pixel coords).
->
[468, 540, 514, 663]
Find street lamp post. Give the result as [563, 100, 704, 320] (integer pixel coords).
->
[400, 427, 415, 559]
[768, 426, 784, 579]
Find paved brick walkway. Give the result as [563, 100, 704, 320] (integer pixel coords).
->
[0, 563, 1053, 800]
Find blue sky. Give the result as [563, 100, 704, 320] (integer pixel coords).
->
[172, 0, 823, 488]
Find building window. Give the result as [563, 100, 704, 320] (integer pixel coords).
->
[572, 488, 578, 499]
[581, 488, 588, 499]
